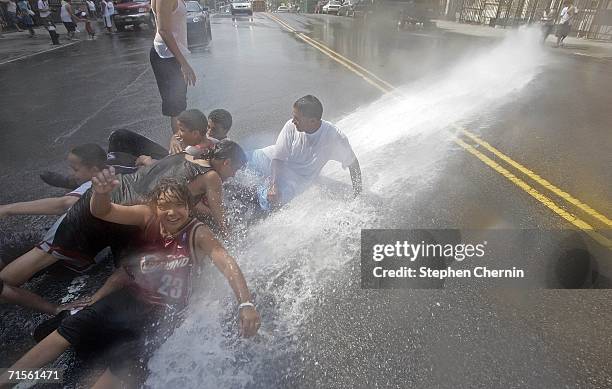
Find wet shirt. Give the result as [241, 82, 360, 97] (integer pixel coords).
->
[123, 218, 204, 311]
[152, 0, 189, 58]
[261, 119, 356, 190]
[111, 153, 213, 205]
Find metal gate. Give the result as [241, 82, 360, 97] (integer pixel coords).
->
[457, 0, 612, 38]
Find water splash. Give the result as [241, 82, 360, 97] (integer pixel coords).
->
[147, 27, 548, 388]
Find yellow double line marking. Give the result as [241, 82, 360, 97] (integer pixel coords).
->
[265, 13, 612, 250]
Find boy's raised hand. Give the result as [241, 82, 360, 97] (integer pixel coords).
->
[92, 166, 119, 194]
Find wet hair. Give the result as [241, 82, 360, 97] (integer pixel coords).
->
[201, 139, 247, 169]
[148, 178, 193, 209]
[70, 143, 107, 169]
[177, 109, 207, 135]
[293, 95, 323, 120]
[208, 109, 233, 137]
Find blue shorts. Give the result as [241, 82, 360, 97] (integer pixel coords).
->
[248, 149, 297, 210]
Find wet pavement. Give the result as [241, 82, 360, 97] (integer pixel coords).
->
[1, 11, 611, 388]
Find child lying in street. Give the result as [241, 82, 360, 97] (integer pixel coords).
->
[0, 144, 106, 313]
[0, 176, 260, 388]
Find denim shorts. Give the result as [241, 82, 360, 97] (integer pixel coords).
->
[248, 149, 298, 210]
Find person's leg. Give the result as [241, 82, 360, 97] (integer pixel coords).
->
[248, 149, 272, 176]
[10, 12, 24, 31]
[149, 47, 187, 141]
[0, 280, 58, 314]
[0, 331, 70, 386]
[0, 248, 58, 286]
[91, 368, 122, 389]
[108, 129, 168, 159]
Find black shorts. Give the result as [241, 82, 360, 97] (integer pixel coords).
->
[51, 190, 139, 268]
[556, 22, 571, 38]
[57, 288, 180, 378]
[63, 22, 76, 32]
[149, 47, 187, 117]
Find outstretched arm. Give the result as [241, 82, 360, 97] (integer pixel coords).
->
[194, 227, 260, 337]
[348, 158, 362, 197]
[0, 196, 78, 218]
[90, 167, 151, 228]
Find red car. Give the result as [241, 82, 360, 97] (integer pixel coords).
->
[114, 0, 155, 32]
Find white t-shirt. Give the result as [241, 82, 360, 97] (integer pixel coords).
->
[86, 0, 95, 11]
[559, 6, 577, 24]
[7, 0, 16, 13]
[262, 119, 356, 189]
[106, 0, 114, 15]
[38, 0, 51, 17]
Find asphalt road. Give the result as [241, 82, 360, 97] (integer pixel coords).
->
[0, 12, 611, 388]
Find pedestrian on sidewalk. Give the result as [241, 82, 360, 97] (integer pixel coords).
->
[0, 0, 24, 31]
[540, 8, 555, 43]
[37, 0, 52, 23]
[101, 0, 113, 33]
[60, 0, 80, 39]
[17, 0, 36, 37]
[555, 0, 578, 47]
[37, 0, 60, 44]
[77, 6, 95, 39]
[107, 0, 114, 25]
[86, 0, 96, 18]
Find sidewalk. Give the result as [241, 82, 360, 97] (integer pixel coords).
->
[435, 19, 612, 60]
[0, 24, 89, 65]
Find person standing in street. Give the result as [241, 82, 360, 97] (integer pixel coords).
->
[1, 0, 24, 31]
[77, 6, 95, 39]
[101, 0, 113, 33]
[38, 0, 60, 44]
[540, 8, 555, 43]
[150, 0, 196, 152]
[106, 0, 114, 26]
[17, 0, 35, 37]
[555, 0, 578, 47]
[60, 0, 80, 39]
[37, 0, 52, 24]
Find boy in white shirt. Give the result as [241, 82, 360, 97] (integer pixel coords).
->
[249, 95, 362, 210]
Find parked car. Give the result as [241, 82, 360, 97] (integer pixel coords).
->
[276, 5, 289, 12]
[231, 0, 253, 16]
[352, 0, 373, 18]
[396, 1, 435, 30]
[186, 1, 212, 47]
[114, 0, 154, 32]
[322, 1, 341, 14]
[337, 0, 354, 16]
